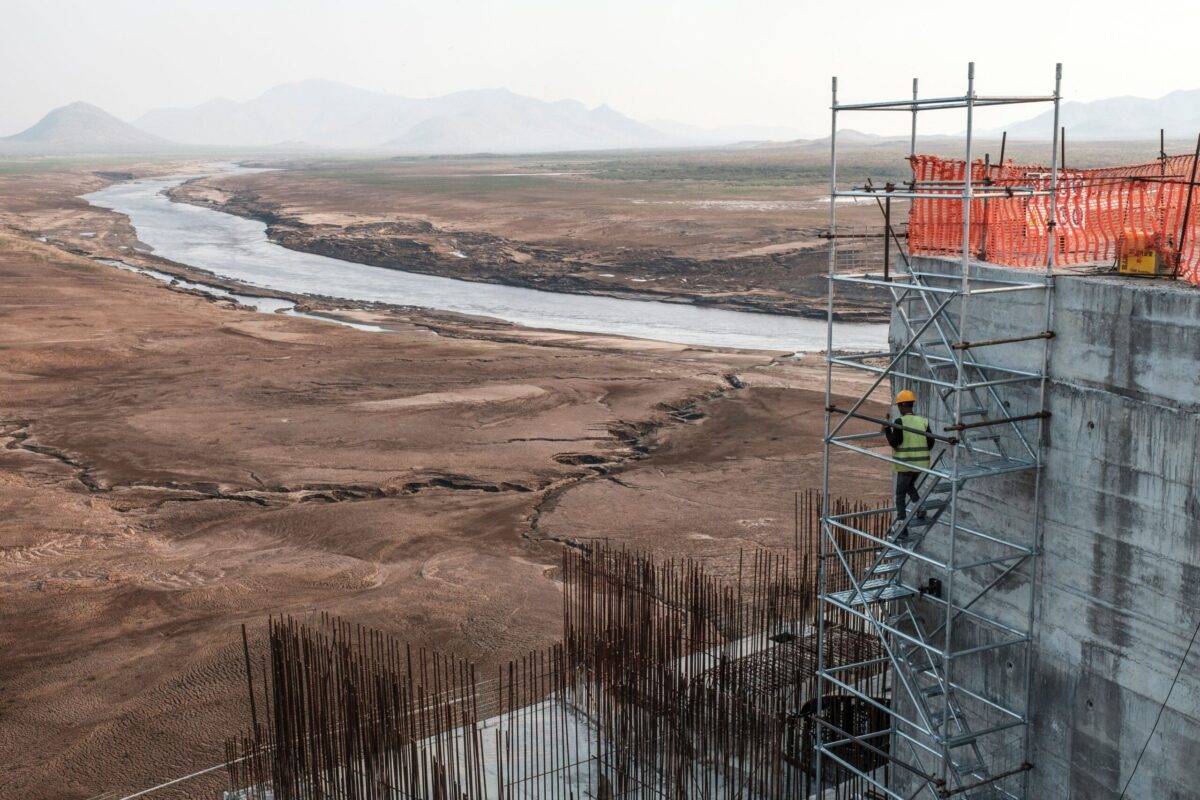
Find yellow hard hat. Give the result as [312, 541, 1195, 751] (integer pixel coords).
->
[895, 389, 917, 404]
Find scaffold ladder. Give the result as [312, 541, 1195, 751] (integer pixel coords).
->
[815, 62, 1061, 800]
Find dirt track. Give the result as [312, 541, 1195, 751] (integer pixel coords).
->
[0, 163, 885, 799]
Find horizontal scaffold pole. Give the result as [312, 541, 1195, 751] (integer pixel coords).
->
[827, 404, 959, 445]
[814, 716, 943, 784]
[951, 331, 1055, 350]
[833, 95, 1057, 111]
[945, 411, 1050, 432]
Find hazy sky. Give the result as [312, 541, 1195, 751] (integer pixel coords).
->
[3, 0, 1197, 137]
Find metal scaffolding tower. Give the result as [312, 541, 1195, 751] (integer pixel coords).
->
[815, 63, 1062, 799]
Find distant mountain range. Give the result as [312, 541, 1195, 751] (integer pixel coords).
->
[134, 81, 679, 151]
[999, 89, 1200, 140]
[8, 82, 1200, 155]
[0, 102, 175, 153]
[0, 80, 805, 155]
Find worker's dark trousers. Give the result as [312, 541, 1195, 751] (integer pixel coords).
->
[895, 471, 921, 520]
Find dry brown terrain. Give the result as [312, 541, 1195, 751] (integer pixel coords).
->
[0, 161, 885, 799]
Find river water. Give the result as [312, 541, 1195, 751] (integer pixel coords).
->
[84, 170, 886, 352]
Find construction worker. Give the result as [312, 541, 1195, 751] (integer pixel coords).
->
[883, 389, 934, 523]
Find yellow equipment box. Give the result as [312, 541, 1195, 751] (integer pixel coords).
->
[1120, 250, 1162, 276]
[1117, 230, 1173, 277]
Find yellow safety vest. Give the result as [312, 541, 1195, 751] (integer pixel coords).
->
[893, 414, 931, 472]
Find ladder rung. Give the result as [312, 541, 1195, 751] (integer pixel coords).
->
[952, 758, 987, 776]
[828, 582, 915, 607]
[922, 684, 944, 697]
[870, 561, 902, 575]
[949, 736, 979, 750]
[959, 406, 988, 417]
[929, 710, 960, 728]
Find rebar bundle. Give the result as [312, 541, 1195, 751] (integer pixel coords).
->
[225, 490, 893, 800]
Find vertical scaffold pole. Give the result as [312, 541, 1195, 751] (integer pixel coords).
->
[904, 77, 918, 397]
[940, 59, 976, 791]
[959, 62, 976, 295]
[1047, 65, 1062, 270]
[1021, 61, 1062, 800]
[815, 73, 838, 798]
[910, 78, 919, 158]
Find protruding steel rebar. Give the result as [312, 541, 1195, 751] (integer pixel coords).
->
[226, 491, 893, 800]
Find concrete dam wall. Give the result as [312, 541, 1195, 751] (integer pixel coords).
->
[895, 258, 1200, 799]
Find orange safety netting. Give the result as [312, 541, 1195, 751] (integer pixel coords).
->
[906, 154, 1200, 286]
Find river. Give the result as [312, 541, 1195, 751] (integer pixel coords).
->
[84, 170, 886, 352]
